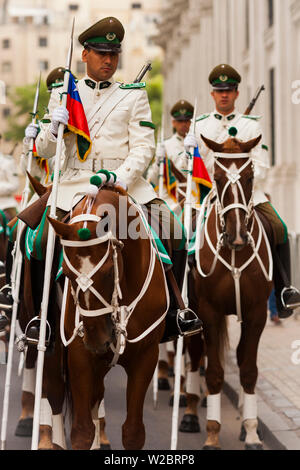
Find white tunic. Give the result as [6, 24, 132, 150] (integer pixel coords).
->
[36, 76, 157, 211]
[0, 152, 19, 210]
[191, 109, 270, 206]
[147, 132, 199, 212]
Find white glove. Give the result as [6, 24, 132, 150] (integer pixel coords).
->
[116, 179, 128, 191]
[50, 106, 69, 136]
[155, 142, 165, 165]
[25, 123, 39, 139]
[184, 134, 197, 153]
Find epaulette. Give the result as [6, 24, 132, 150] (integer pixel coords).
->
[242, 115, 261, 121]
[196, 114, 209, 122]
[139, 121, 155, 129]
[119, 82, 146, 89]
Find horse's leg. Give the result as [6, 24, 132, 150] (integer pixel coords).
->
[202, 316, 227, 450]
[157, 343, 171, 390]
[122, 342, 159, 450]
[237, 310, 267, 450]
[89, 399, 111, 450]
[179, 333, 204, 433]
[68, 339, 106, 450]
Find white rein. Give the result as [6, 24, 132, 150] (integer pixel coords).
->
[195, 154, 273, 322]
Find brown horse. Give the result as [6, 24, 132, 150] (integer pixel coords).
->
[48, 180, 169, 450]
[181, 133, 273, 450]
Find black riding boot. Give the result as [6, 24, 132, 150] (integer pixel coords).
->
[0, 241, 14, 330]
[160, 250, 202, 343]
[273, 239, 300, 318]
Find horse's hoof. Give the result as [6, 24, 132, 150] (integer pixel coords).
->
[169, 394, 187, 407]
[202, 445, 221, 450]
[239, 424, 263, 442]
[201, 396, 207, 408]
[179, 414, 200, 433]
[99, 443, 111, 450]
[15, 417, 33, 437]
[245, 443, 264, 450]
[158, 378, 170, 390]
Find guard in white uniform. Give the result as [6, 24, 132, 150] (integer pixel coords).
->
[147, 100, 194, 214]
[20, 17, 202, 342]
[184, 63, 300, 318]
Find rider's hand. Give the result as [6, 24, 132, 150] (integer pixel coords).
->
[25, 123, 39, 140]
[184, 134, 197, 153]
[50, 106, 69, 136]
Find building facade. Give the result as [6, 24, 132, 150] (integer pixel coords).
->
[156, 0, 300, 232]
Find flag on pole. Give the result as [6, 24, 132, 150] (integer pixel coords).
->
[66, 72, 91, 162]
[32, 141, 50, 183]
[154, 156, 177, 202]
[192, 145, 212, 204]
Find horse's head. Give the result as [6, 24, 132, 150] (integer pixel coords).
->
[201, 131, 261, 250]
[49, 183, 126, 356]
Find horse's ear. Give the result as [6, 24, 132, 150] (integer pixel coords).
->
[48, 216, 69, 239]
[26, 171, 50, 197]
[201, 135, 224, 153]
[240, 135, 262, 153]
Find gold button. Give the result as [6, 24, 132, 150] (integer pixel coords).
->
[96, 91, 100, 97]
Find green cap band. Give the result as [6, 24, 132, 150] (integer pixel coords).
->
[86, 36, 120, 45]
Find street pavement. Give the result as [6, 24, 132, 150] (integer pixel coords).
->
[225, 311, 300, 450]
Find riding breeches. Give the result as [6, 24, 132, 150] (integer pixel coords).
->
[255, 201, 288, 246]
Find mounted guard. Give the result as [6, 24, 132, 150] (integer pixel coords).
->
[184, 63, 300, 319]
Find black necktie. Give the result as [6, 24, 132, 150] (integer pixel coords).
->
[85, 79, 111, 90]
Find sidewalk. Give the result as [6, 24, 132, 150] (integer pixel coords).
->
[224, 312, 300, 450]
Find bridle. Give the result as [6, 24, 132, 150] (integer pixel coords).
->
[195, 152, 273, 322]
[213, 153, 254, 234]
[59, 200, 169, 366]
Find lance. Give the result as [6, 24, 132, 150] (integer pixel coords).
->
[152, 114, 166, 410]
[170, 98, 197, 451]
[31, 19, 75, 450]
[158, 115, 165, 199]
[0, 72, 41, 450]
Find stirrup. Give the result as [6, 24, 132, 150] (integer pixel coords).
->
[281, 286, 300, 310]
[176, 308, 203, 337]
[24, 316, 51, 347]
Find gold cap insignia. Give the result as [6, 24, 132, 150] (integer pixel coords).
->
[219, 75, 228, 82]
[179, 108, 187, 115]
[106, 32, 116, 41]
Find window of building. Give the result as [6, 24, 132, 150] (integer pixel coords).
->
[2, 39, 10, 49]
[69, 4, 79, 11]
[269, 67, 276, 166]
[131, 2, 142, 9]
[2, 107, 10, 118]
[2, 62, 12, 73]
[76, 61, 85, 75]
[39, 37, 48, 47]
[267, 0, 274, 27]
[38, 60, 49, 71]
